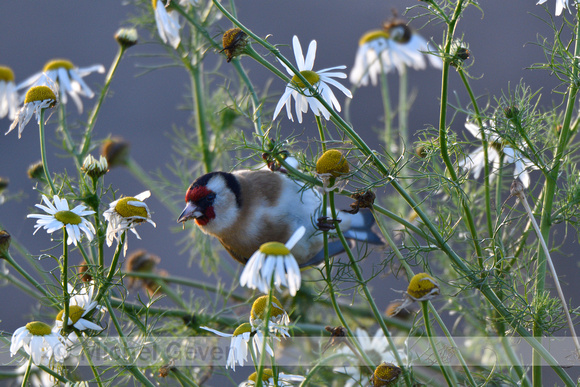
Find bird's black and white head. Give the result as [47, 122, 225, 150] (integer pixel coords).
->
[177, 172, 242, 234]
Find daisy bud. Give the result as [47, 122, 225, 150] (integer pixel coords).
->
[510, 179, 525, 197]
[450, 42, 470, 68]
[0, 177, 8, 193]
[386, 301, 412, 319]
[504, 106, 519, 121]
[371, 362, 401, 386]
[77, 260, 92, 282]
[0, 66, 14, 82]
[27, 161, 45, 181]
[125, 249, 161, 289]
[221, 28, 248, 63]
[101, 137, 130, 167]
[115, 27, 139, 48]
[0, 230, 11, 259]
[316, 149, 349, 177]
[406, 273, 440, 301]
[82, 154, 109, 179]
[416, 145, 427, 158]
[383, 20, 412, 44]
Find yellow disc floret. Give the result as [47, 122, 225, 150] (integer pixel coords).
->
[407, 273, 440, 301]
[291, 70, 320, 88]
[56, 305, 85, 324]
[371, 362, 401, 386]
[115, 197, 148, 219]
[248, 369, 274, 382]
[259, 241, 290, 256]
[24, 86, 57, 104]
[251, 295, 285, 321]
[316, 149, 349, 177]
[359, 30, 390, 46]
[43, 59, 74, 72]
[25, 321, 52, 336]
[54, 210, 82, 225]
[0, 66, 15, 82]
[233, 322, 252, 337]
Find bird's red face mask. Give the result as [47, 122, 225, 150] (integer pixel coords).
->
[177, 185, 216, 226]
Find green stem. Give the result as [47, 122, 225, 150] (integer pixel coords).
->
[328, 191, 412, 387]
[533, 8, 580, 385]
[316, 115, 327, 152]
[20, 357, 32, 387]
[95, 231, 125, 303]
[122, 271, 246, 302]
[38, 109, 57, 195]
[380, 69, 393, 151]
[458, 68, 493, 239]
[62, 228, 70, 333]
[80, 46, 127, 158]
[231, 59, 264, 140]
[189, 60, 212, 173]
[398, 69, 408, 152]
[421, 301, 456, 387]
[3, 251, 59, 305]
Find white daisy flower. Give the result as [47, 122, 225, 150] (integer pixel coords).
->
[54, 283, 103, 332]
[10, 321, 67, 366]
[240, 226, 305, 296]
[460, 121, 536, 188]
[6, 85, 58, 138]
[27, 194, 96, 246]
[334, 328, 406, 387]
[350, 21, 442, 86]
[250, 295, 291, 338]
[0, 65, 19, 120]
[200, 322, 273, 370]
[239, 369, 305, 387]
[273, 35, 352, 123]
[153, 0, 182, 49]
[17, 59, 104, 114]
[537, 0, 570, 15]
[103, 190, 156, 255]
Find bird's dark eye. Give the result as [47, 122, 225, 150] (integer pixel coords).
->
[206, 193, 216, 202]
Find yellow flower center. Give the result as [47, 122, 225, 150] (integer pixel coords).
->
[359, 30, 390, 46]
[115, 197, 148, 219]
[259, 242, 290, 256]
[233, 322, 252, 336]
[248, 369, 273, 382]
[407, 273, 440, 300]
[251, 295, 285, 321]
[54, 210, 82, 225]
[372, 362, 401, 386]
[43, 59, 74, 72]
[0, 66, 15, 82]
[24, 86, 57, 104]
[25, 321, 52, 336]
[151, 0, 157, 9]
[291, 70, 320, 88]
[316, 149, 349, 177]
[56, 305, 85, 324]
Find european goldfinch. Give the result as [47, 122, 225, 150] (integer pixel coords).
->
[177, 169, 383, 267]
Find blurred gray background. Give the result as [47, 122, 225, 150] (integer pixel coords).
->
[1, 0, 577, 382]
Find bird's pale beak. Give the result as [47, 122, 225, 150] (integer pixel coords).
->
[177, 202, 203, 223]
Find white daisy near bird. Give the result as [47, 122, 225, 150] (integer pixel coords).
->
[537, 0, 570, 16]
[273, 35, 352, 123]
[153, 0, 182, 49]
[6, 85, 58, 138]
[27, 194, 96, 246]
[0, 65, 19, 120]
[334, 328, 405, 387]
[460, 121, 536, 188]
[103, 190, 156, 255]
[17, 59, 104, 114]
[200, 323, 273, 371]
[239, 369, 305, 387]
[240, 226, 305, 296]
[10, 321, 67, 366]
[249, 295, 291, 338]
[350, 20, 442, 86]
[54, 283, 103, 332]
